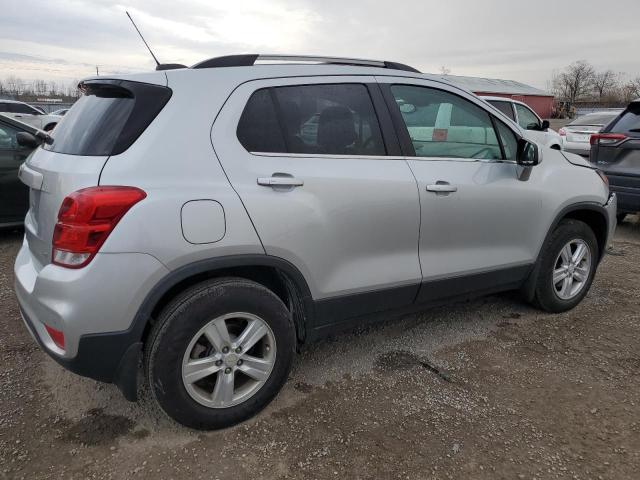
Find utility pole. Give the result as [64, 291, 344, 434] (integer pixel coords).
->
[96, 65, 99, 76]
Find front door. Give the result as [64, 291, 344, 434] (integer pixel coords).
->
[379, 79, 542, 301]
[212, 77, 422, 325]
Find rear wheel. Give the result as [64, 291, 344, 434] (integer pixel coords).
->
[145, 277, 295, 430]
[533, 219, 598, 313]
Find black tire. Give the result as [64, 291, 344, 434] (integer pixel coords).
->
[533, 219, 598, 313]
[145, 277, 295, 430]
[617, 213, 627, 224]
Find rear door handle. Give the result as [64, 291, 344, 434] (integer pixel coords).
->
[426, 183, 457, 193]
[257, 176, 304, 187]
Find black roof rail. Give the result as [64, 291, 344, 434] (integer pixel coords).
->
[155, 63, 188, 71]
[191, 54, 420, 73]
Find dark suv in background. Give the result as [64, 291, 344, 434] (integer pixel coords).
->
[591, 99, 640, 222]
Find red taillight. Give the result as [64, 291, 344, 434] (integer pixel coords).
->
[590, 133, 627, 146]
[45, 324, 65, 349]
[52, 186, 146, 268]
[558, 127, 566, 137]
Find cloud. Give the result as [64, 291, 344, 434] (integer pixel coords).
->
[1, 0, 638, 88]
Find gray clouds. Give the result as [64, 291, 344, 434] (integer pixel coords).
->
[1, 0, 638, 88]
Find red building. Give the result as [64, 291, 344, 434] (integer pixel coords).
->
[442, 75, 555, 119]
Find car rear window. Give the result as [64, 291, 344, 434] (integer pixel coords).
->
[44, 80, 171, 156]
[569, 113, 619, 126]
[607, 103, 640, 134]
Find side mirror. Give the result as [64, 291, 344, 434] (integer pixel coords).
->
[541, 120, 550, 131]
[516, 138, 539, 166]
[16, 132, 41, 149]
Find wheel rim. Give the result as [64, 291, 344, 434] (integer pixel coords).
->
[552, 239, 592, 300]
[181, 312, 277, 409]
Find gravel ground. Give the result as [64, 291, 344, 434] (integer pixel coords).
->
[1, 217, 639, 480]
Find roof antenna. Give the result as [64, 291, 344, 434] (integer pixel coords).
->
[126, 11, 160, 67]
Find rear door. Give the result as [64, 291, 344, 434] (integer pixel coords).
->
[378, 78, 542, 301]
[211, 77, 422, 325]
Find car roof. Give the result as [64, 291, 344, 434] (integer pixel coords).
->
[478, 95, 530, 108]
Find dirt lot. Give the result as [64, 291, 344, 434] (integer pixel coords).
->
[1, 218, 639, 480]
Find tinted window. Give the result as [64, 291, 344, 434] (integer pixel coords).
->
[9, 103, 38, 115]
[608, 103, 640, 134]
[237, 83, 386, 156]
[488, 100, 515, 120]
[237, 89, 286, 153]
[45, 80, 171, 156]
[391, 85, 502, 160]
[515, 103, 540, 130]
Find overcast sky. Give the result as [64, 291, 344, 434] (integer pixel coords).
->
[1, 0, 639, 90]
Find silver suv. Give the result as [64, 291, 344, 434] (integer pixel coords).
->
[14, 54, 617, 430]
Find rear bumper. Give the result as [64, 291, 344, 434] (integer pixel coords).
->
[13, 238, 169, 399]
[607, 174, 640, 213]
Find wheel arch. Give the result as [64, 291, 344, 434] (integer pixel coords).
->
[520, 202, 609, 301]
[136, 255, 315, 349]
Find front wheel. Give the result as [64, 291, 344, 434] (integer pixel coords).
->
[145, 278, 296, 430]
[533, 219, 598, 313]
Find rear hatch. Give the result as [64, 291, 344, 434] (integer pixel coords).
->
[21, 78, 171, 271]
[590, 102, 640, 177]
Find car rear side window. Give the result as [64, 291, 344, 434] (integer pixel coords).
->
[608, 103, 640, 134]
[44, 80, 172, 156]
[237, 83, 386, 156]
[488, 100, 515, 121]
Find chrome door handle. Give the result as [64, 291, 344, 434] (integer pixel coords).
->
[257, 176, 304, 187]
[426, 183, 457, 193]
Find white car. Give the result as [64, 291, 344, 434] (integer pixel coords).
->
[480, 96, 562, 150]
[559, 111, 623, 156]
[0, 99, 61, 131]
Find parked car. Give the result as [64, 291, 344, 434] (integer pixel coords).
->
[50, 108, 70, 116]
[0, 113, 41, 228]
[0, 100, 61, 131]
[15, 54, 616, 430]
[480, 96, 563, 150]
[590, 100, 640, 222]
[559, 111, 623, 156]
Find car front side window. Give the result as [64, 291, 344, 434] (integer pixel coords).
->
[390, 85, 503, 160]
[515, 104, 541, 130]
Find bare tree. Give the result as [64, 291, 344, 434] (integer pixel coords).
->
[440, 66, 451, 75]
[592, 70, 618, 100]
[626, 77, 640, 100]
[33, 79, 48, 97]
[552, 60, 595, 105]
[5, 75, 19, 95]
[0, 78, 4, 95]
